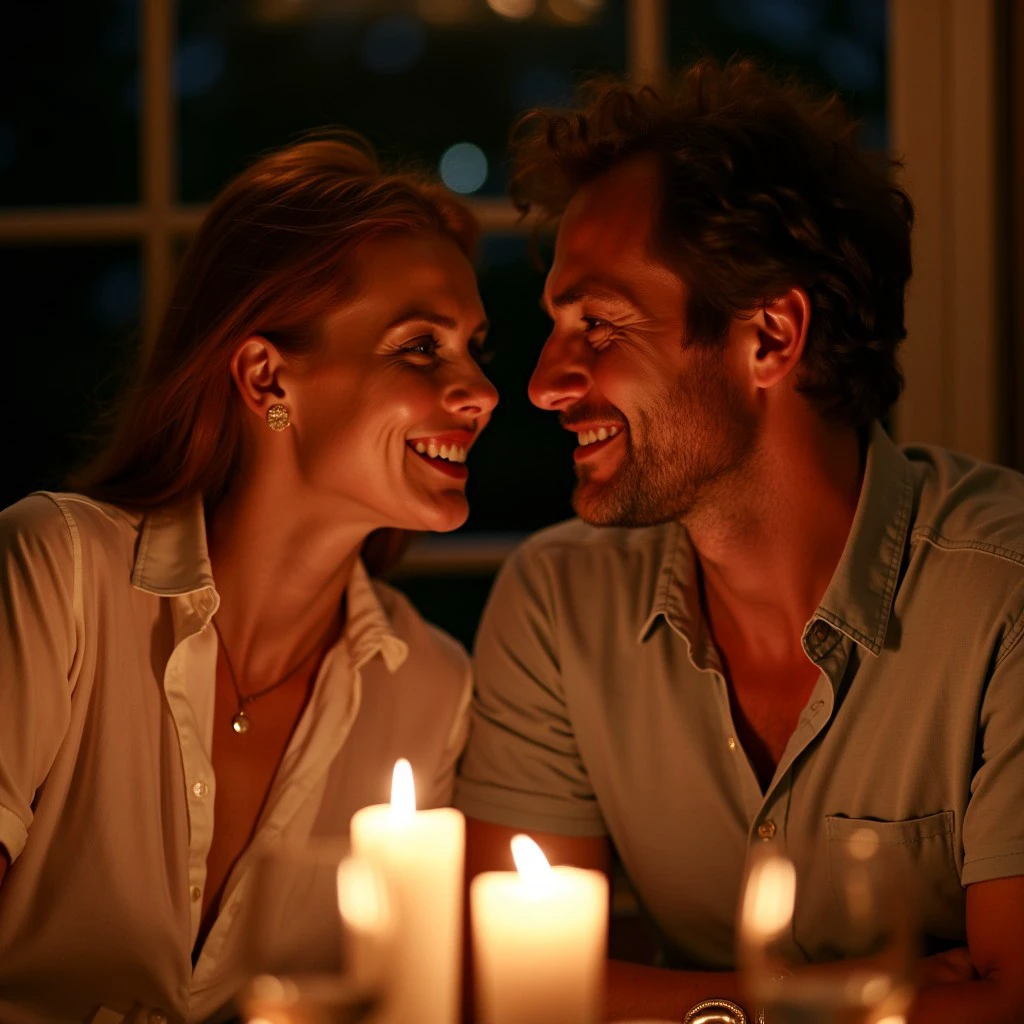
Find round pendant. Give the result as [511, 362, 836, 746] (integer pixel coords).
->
[231, 710, 251, 734]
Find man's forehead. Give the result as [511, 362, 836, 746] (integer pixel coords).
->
[545, 153, 665, 301]
[559, 153, 661, 254]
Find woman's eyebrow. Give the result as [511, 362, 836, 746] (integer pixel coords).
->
[386, 309, 459, 331]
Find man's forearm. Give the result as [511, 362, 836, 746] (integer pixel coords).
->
[607, 960, 747, 1022]
[911, 980, 1024, 1024]
[607, 963, 1024, 1024]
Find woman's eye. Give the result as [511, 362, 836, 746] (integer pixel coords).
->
[401, 335, 439, 357]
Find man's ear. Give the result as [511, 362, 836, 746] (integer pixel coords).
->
[747, 287, 811, 391]
[230, 336, 288, 420]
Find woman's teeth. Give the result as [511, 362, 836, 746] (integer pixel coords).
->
[413, 441, 468, 463]
[577, 425, 621, 447]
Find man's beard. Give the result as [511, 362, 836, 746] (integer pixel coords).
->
[572, 348, 757, 528]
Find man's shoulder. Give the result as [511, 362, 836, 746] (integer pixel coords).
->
[510, 517, 682, 579]
[904, 444, 1024, 566]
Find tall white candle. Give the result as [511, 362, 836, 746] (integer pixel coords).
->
[350, 759, 464, 1024]
[471, 835, 608, 1024]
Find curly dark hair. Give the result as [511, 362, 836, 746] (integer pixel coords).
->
[509, 58, 914, 428]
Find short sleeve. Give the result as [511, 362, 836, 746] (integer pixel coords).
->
[454, 543, 607, 836]
[961, 609, 1024, 884]
[0, 495, 78, 862]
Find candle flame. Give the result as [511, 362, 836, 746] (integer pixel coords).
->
[390, 758, 416, 820]
[741, 853, 796, 940]
[510, 834, 553, 889]
[337, 856, 391, 936]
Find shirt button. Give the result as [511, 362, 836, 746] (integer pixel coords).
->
[192, 780, 209, 799]
[757, 820, 777, 841]
[811, 621, 831, 644]
[190, 885, 202, 902]
[810, 700, 825, 712]
[149, 1013, 168, 1024]
[727, 736, 737, 750]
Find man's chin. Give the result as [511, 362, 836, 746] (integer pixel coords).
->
[571, 480, 628, 528]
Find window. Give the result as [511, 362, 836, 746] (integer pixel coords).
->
[2, 0, 887, 648]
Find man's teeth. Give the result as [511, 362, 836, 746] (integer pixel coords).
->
[413, 441, 468, 463]
[576, 425, 621, 447]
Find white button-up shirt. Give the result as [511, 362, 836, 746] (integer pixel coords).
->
[0, 493, 471, 1024]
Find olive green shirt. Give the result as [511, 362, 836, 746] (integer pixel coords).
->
[455, 424, 1024, 967]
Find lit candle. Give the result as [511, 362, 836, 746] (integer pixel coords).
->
[470, 835, 608, 1024]
[349, 759, 465, 1024]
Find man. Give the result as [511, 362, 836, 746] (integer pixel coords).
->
[455, 60, 1024, 1023]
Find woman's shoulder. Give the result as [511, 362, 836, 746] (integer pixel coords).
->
[369, 577, 470, 680]
[0, 491, 140, 564]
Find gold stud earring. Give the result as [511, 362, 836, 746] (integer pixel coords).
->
[266, 403, 290, 431]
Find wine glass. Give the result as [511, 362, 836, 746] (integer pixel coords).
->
[235, 838, 394, 1024]
[737, 829, 918, 1024]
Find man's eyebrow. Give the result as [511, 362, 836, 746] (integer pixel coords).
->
[547, 278, 643, 312]
[386, 309, 488, 336]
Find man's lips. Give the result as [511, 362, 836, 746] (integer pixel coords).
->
[566, 421, 627, 462]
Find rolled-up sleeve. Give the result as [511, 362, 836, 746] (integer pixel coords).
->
[0, 495, 78, 862]
[454, 543, 606, 836]
[961, 605, 1024, 885]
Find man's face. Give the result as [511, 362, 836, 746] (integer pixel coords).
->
[529, 153, 757, 528]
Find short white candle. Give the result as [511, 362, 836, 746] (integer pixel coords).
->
[471, 835, 608, 1024]
[350, 759, 464, 1024]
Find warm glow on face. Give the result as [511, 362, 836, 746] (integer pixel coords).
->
[337, 857, 391, 936]
[510, 834, 554, 893]
[741, 854, 796, 940]
[390, 758, 416, 821]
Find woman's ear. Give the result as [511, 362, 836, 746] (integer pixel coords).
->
[230, 336, 288, 421]
[748, 286, 811, 392]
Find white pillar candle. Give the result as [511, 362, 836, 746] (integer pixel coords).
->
[470, 835, 608, 1024]
[350, 759, 464, 1024]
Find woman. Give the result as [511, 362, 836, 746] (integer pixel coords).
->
[0, 137, 498, 1023]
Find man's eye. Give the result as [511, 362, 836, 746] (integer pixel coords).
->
[401, 335, 439, 357]
[582, 318, 615, 345]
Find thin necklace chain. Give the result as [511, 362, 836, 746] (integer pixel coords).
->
[211, 616, 336, 731]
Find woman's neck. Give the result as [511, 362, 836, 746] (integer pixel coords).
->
[204, 468, 369, 683]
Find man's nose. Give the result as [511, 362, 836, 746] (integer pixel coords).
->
[528, 333, 592, 411]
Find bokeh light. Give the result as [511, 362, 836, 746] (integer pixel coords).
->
[361, 16, 425, 75]
[439, 142, 488, 194]
[487, 0, 536, 19]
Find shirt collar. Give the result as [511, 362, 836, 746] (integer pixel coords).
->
[638, 422, 914, 659]
[131, 499, 408, 673]
[811, 422, 914, 656]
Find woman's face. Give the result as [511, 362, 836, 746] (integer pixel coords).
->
[286, 231, 498, 534]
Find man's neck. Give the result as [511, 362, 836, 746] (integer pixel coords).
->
[686, 414, 865, 663]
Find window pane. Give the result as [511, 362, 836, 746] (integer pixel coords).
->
[0, 2, 138, 206]
[465, 234, 575, 532]
[7, 246, 140, 510]
[177, 0, 626, 202]
[670, 0, 888, 151]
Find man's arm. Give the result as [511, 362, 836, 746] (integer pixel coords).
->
[909, 876, 1024, 1024]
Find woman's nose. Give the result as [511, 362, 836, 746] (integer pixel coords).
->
[444, 361, 499, 419]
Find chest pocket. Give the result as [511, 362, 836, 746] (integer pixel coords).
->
[826, 811, 965, 951]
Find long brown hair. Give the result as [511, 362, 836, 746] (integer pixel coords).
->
[510, 59, 913, 428]
[73, 135, 479, 576]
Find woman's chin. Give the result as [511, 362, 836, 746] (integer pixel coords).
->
[401, 494, 469, 534]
